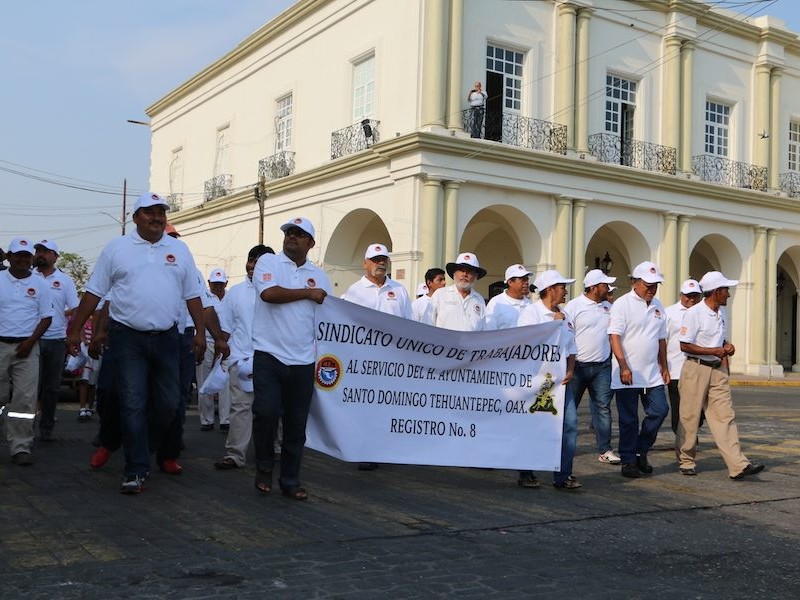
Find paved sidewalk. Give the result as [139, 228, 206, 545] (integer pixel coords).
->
[0, 386, 798, 599]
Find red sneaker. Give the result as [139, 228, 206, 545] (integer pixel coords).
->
[160, 459, 183, 475]
[90, 447, 112, 470]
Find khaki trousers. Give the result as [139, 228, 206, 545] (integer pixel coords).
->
[0, 341, 39, 455]
[677, 360, 749, 476]
[223, 361, 253, 466]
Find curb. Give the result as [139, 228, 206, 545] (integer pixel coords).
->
[730, 379, 800, 387]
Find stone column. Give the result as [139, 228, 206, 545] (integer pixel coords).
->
[754, 63, 772, 169]
[661, 213, 679, 301]
[421, 0, 449, 129]
[442, 180, 461, 267]
[574, 9, 592, 153]
[571, 200, 587, 283]
[555, 3, 577, 149]
[446, 0, 464, 130]
[662, 36, 682, 153]
[749, 226, 767, 370]
[677, 215, 691, 280]
[420, 177, 443, 276]
[769, 68, 783, 190]
[793, 293, 800, 372]
[679, 41, 695, 173]
[766, 228, 783, 375]
[554, 196, 573, 275]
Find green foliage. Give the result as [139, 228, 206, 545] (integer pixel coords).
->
[58, 252, 90, 291]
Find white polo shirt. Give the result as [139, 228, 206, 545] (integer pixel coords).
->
[519, 300, 578, 356]
[679, 300, 727, 360]
[430, 285, 485, 331]
[85, 230, 201, 331]
[34, 268, 79, 340]
[341, 276, 412, 319]
[412, 294, 434, 325]
[178, 271, 216, 332]
[219, 278, 256, 364]
[0, 269, 54, 337]
[563, 294, 612, 363]
[665, 301, 688, 378]
[252, 252, 332, 365]
[485, 292, 531, 330]
[607, 290, 668, 389]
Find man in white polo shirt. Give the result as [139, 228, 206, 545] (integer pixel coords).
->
[197, 267, 232, 432]
[608, 261, 670, 478]
[430, 253, 486, 331]
[0, 238, 54, 466]
[564, 268, 619, 465]
[67, 192, 206, 494]
[677, 271, 764, 480]
[342, 243, 412, 319]
[33, 238, 79, 442]
[411, 268, 446, 325]
[251, 217, 331, 500]
[485, 264, 532, 330]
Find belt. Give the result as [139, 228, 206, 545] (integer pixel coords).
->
[686, 356, 721, 368]
[182, 327, 195, 336]
[0, 336, 27, 344]
[110, 320, 176, 336]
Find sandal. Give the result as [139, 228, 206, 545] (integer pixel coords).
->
[553, 477, 582, 490]
[214, 457, 239, 470]
[254, 470, 272, 494]
[280, 486, 309, 501]
[517, 474, 540, 488]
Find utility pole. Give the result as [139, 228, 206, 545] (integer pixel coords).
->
[122, 178, 127, 235]
[256, 175, 267, 244]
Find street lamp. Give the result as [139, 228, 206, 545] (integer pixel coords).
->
[594, 251, 613, 274]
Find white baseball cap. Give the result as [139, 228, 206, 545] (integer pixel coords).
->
[7, 237, 34, 254]
[416, 283, 429, 297]
[446, 252, 487, 279]
[133, 192, 170, 213]
[365, 243, 389, 259]
[583, 268, 616, 288]
[699, 271, 739, 292]
[208, 268, 228, 283]
[680, 279, 702, 295]
[504, 264, 533, 283]
[34, 239, 60, 254]
[608, 286, 617, 292]
[533, 269, 575, 291]
[631, 261, 665, 284]
[280, 217, 315, 240]
[237, 356, 254, 393]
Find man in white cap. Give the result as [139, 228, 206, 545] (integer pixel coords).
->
[430, 253, 486, 331]
[67, 192, 207, 494]
[677, 271, 764, 480]
[33, 238, 79, 441]
[412, 268, 446, 325]
[564, 269, 620, 465]
[608, 261, 670, 478]
[197, 267, 232, 432]
[342, 243, 412, 319]
[485, 264, 532, 330]
[665, 279, 703, 435]
[251, 217, 331, 500]
[518, 270, 581, 490]
[0, 238, 54, 466]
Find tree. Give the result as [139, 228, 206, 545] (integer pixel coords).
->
[58, 252, 90, 291]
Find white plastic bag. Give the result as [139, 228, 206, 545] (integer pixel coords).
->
[65, 344, 89, 372]
[199, 358, 228, 395]
[236, 356, 254, 393]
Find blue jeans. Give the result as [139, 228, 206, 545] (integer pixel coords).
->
[109, 321, 180, 477]
[95, 343, 121, 452]
[38, 338, 67, 434]
[554, 386, 578, 485]
[156, 328, 196, 463]
[568, 358, 614, 453]
[614, 385, 669, 464]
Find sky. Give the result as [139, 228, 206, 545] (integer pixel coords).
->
[0, 0, 797, 267]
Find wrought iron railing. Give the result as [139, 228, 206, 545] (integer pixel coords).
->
[691, 155, 768, 191]
[258, 151, 295, 182]
[165, 193, 182, 211]
[587, 132, 676, 175]
[204, 174, 233, 202]
[330, 119, 380, 160]
[779, 172, 800, 198]
[461, 109, 566, 155]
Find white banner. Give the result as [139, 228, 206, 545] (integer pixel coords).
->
[306, 297, 567, 470]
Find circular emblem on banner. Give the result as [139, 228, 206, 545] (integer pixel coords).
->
[307, 278, 316, 288]
[165, 254, 176, 263]
[315, 354, 343, 390]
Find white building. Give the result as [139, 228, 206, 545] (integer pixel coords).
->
[146, 0, 800, 376]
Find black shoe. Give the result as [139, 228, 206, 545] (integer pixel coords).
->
[200, 424, 213, 432]
[358, 462, 379, 471]
[621, 463, 641, 478]
[636, 454, 653, 474]
[680, 467, 697, 476]
[730, 463, 765, 480]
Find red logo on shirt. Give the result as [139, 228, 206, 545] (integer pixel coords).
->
[473, 305, 481, 314]
[27, 288, 36, 296]
[387, 291, 395, 298]
[654, 309, 662, 318]
[307, 278, 316, 288]
[165, 254, 176, 264]
[262, 273, 272, 282]
[52, 281, 61, 288]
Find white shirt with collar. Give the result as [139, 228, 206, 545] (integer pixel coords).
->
[218, 278, 257, 365]
[0, 269, 54, 337]
[179, 270, 216, 331]
[679, 300, 727, 360]
[485, 291, 531, 330]
[34, 267, 79, 340]
[252, 251, 332, 365]
[518, 299, 578, 356]
[430, 284, 485, 331]
[85, 230, 202, 331]
[607, 290, 668, 389]
[563, 294, 612, 363]
[412, 294, 434, 325]
[665, 301, 689, 378]
[341, 275, 412, 319]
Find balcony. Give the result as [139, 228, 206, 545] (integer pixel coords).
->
[165, 193, 182, 211]
[692, 155, 767, 191]
[461, 110, 567, 155]
[258, 151, 295, 182]
[588, 133, 676, 175]
[204, 174, 233, 202]
[331, 119, 380, 160]
[779, 172, 800, 198]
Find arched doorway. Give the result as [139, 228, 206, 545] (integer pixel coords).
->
[324, 209, 392, 295]
[777, 247, 800, 370]
[584, 221, 651, 298]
